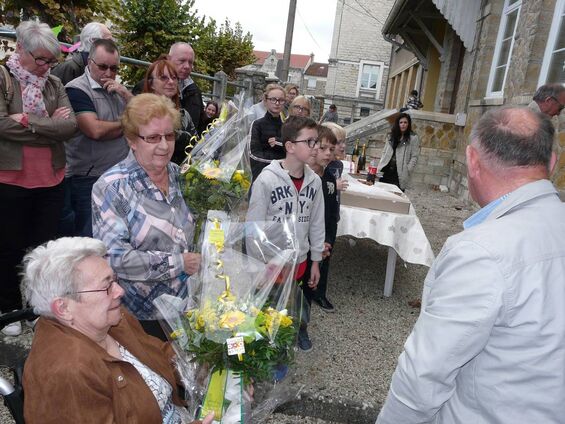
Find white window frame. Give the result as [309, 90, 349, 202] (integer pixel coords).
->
[307, 78, 317, 89]
[486, 0, 522, 97]
[539, 0, 565, 85]
[356, 60, 384, 98]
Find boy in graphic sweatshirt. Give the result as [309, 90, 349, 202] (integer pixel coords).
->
[246, 116, 325, 352]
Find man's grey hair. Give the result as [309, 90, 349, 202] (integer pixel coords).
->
[471, 107, 554, 169]
[533, 83, 565, 102]
[168, 41, 193, 55]
[79, 22, 108, 52]
[89, 38, 120, 63]
[22, 237, 107, 317]
[15, 21, 60, 59]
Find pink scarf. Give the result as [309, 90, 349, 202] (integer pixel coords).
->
[6, 53, 49, 117]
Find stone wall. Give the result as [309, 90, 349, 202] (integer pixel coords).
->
[302, 77, 327, 97]
[234, 68, 269, 103]
[409, 113, 458, 188]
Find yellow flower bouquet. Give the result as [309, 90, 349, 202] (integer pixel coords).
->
[182, 162, 251, 246]
[154, 212, 302, 423]
[179, 95, 252, 248]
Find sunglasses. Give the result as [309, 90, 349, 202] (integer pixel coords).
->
[90, 58, 119, 73]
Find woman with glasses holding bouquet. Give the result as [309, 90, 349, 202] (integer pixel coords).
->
[0, 21, 77, 336]
[249, 83, 287, 181]
[143, 56, 197, 164]
[92, 94, 200, 341]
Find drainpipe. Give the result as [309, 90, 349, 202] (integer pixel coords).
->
[464, 0, 488, 113]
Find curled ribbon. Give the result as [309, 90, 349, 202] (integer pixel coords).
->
[182, 118, 222, 165]
[216, 274, 235, 303]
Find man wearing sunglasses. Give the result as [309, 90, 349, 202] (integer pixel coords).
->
[62, 39, 132, 237]
[528, 83, 565, 118]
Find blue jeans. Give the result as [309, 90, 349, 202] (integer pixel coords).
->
[58, 175, 98, 237]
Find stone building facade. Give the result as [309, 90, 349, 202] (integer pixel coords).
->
[349, 0, 565, 198]
[323, 0, 396, 126]
[302, 62, 328, 98]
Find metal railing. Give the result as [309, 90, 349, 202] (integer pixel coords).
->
[0, 30, 251, 102]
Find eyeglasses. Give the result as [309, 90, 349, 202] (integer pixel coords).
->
[90, 58, 119, 73]
[138, 132, 176, 144]
[290, 138, 319, 148]
[551, 96, 565, 112]
[292, 105, 310, 113]
[153, 74, 178, 83]
[28, 51, 58, 67]
[72, 279, 117, 296]
[267, 97, 286, 105]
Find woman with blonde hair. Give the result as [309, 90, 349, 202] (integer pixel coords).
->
[92, 93, 200, 340]
[249, 83, 287, 180]
[288, 95, 311, 118]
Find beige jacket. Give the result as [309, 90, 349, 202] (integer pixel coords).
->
[378, 133, 420, 190]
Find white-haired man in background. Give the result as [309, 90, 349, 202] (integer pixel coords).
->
[52, 22, 113, 85]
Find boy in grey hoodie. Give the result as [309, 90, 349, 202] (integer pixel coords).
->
[246, 116, 325, 351]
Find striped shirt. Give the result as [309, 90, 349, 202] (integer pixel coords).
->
[92, 150, 195, 320]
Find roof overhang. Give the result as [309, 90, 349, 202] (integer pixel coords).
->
[382, 0, 481, 69]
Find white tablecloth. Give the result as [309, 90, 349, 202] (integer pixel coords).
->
[336, 171, 435, 267]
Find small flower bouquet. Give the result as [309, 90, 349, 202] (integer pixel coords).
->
[182, 163, 251, 246]
[155, 211, 302, 423]
[180, 94, 253, 247]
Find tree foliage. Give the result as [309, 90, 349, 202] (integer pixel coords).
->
[113, 0, 256, 89]
[1, 0, 257, 93]
[196, 18, 255, 80]
[0, 0, 116, 43]
[113, 0, 206, 85]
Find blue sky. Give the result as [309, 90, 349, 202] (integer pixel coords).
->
[193, 0, 337, 63]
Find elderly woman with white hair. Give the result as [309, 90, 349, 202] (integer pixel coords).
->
[51, 21, 113, 85]
[0, 20, 77, 336]
[22, 237, 213, 424]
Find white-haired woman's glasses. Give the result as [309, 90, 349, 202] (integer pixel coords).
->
[70, 278, 118, 296]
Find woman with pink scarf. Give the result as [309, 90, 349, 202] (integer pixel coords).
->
[0, 21, 77, 336]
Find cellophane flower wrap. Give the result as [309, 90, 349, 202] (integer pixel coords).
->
[180, 95, 253, 247]
[154, 211, 302, 423]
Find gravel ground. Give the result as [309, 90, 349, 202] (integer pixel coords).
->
[0, 186, 476, 424]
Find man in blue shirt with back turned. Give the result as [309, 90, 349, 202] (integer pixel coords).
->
[378, 107, 565, 423]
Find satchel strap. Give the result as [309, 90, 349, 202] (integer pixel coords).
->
[0, 64, 14, 105]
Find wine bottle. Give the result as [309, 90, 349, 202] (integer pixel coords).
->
[351, 139, 360, 173]
[357, 144, 367, 172]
